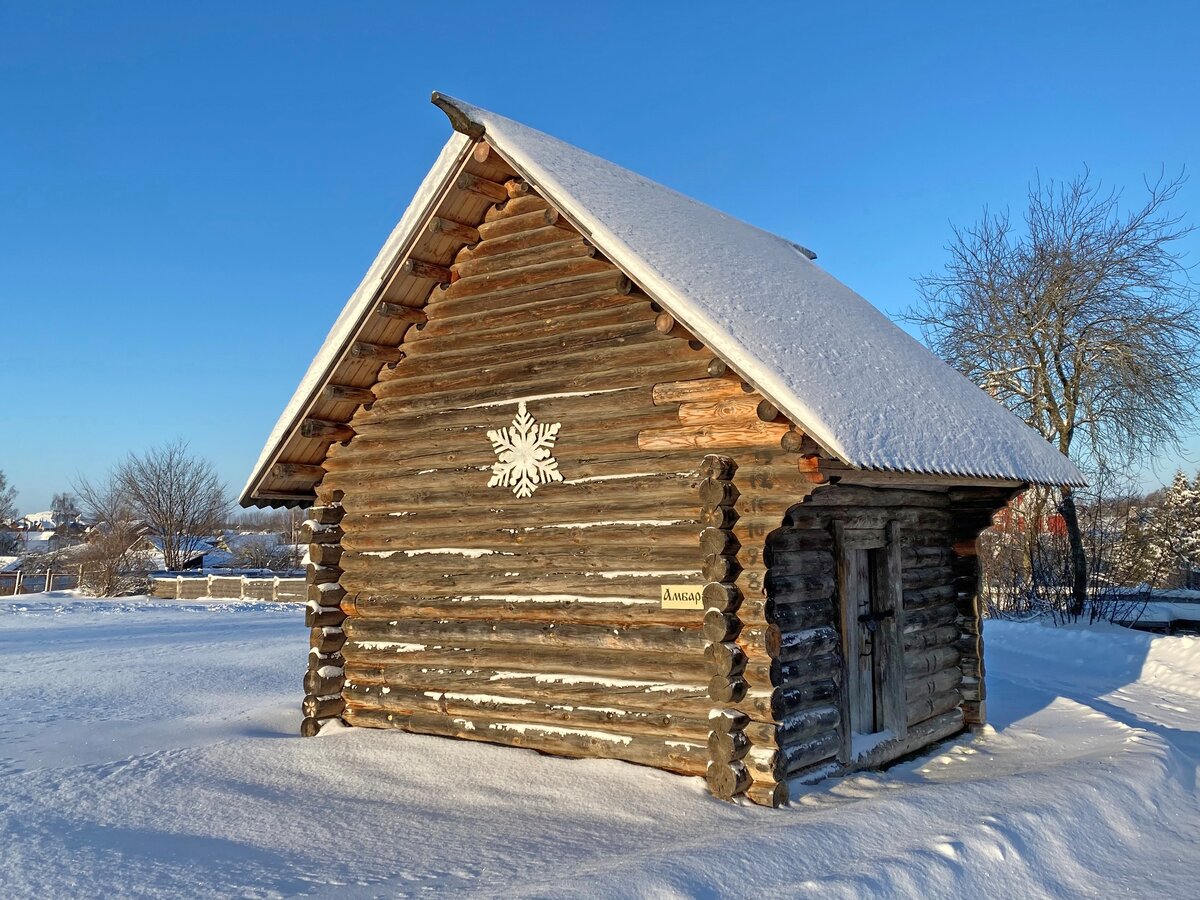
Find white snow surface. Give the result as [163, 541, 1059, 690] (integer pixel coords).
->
[438, 96, 1083, 486]
[3, 594, 1199, 897]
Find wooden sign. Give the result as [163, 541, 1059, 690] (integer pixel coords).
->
[660, 585, 704, 610]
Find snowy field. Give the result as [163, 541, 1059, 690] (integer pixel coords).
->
[2, 595, 1198, 899]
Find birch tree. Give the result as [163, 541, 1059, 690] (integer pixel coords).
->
[909, 169, 1199, 616]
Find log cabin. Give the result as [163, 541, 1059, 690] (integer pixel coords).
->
[241, 94, 1084, 806]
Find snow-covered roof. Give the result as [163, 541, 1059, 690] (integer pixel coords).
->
[242, 94, 1083, 503]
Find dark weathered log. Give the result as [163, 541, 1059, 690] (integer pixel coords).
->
[707, 728, 751, 762]
[699, 526, 741, 557]
[349, 341, 404, 364]
[708, 674, 748, 703]
[271, 462, 324, 481]
[301, 522, 344, 543]
[708, 708, 750, 735]
[343, 682, 712, 741]
[904, 625, 962, 658]
[699, 477, 740, 509]
[766, 600, 834, 634]
[746, 730, 839, 780]
[375, 301, 429, 324]
[307, 650, 345, 671]
[305, 605, 346, 628]
[344, 616, 706, 655]
[737, 623, 783, 658]
[303, 668, 345, 696]
[300, 716, 325, 737]
[308, 504, 344, 525]
[700, 505, 739, 529]
[907, 689, 962, 725]
[703, 609, 741, 643]
[344, 640, 707, 683]
[345, 663, 708, 715]
[309, 543, 343, 567]
[307, 563, 341, 585]
[344, 706, 708, 776]
[428, 216, 480, 245]
[701, 581, 742, 613]
[747, 781, 788, 807]
[301, 418, 354, 441]
[703, 554, 741, 585]
[310, 628, 346, 654]
[343, 593, 700, 628]
[905, 668, 962, 703]
[706, 760, 751, 800]
[323, 383, 376, 405]
[756, 399, 783, 422]
[855, 709, 965, 771]
[302, 694, 346, 719]
[744, 704, 840, 749]
[707, 358, 729, 377]
[736, 677, 838, 722]
[309, 585, 348, 607]
[704, 640, 747, 676]
[905, 646, 962, 678]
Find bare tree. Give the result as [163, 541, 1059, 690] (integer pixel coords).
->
[0, 471, 18, 554]
[74, 472, 152, 596]
[909, 169, 1199, 617]
[116, 440, 229, 571]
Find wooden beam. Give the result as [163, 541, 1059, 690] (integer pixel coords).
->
[472, 141, 494, 164]
[456, 172, 508, 202]
[399, 258, 452, 282]
[251, 490, 316, 503]
[430, 92, 485, 140]
[427, 217, 480, 245]
[323, 383, 375, 405]
[300, 418, 354, 441]
[375, 301, 428, 325]
[271, 462, 324, 481]
[349, 341, 404, 364]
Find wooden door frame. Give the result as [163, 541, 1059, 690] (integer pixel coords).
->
[833, 518, 908, 765]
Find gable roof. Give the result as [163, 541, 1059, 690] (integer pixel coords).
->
[241, 94, 1083, 507]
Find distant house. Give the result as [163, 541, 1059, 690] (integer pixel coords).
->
[135, 536, 217, 571]
[241, 95, 1083, 806]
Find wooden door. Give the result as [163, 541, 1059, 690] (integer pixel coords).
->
[843, 547, 878, 733]
[835, 520, 908, 762]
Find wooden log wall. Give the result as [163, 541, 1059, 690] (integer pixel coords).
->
[321, 186, 757, 777]
[947, 487, 1020, 728]
[289, 158, 1020, 806]
[300, 499, 347, 737]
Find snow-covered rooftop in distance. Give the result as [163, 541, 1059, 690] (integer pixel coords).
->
[435, 95, 1084, 487]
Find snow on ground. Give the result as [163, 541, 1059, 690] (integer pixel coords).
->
[1, 596, 1198, 898]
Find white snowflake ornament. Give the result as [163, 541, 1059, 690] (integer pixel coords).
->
[486, 401, 564, 498]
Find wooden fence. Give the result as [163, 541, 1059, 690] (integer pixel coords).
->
[0, 571, 83, 596]
[149, 573, 306, 602]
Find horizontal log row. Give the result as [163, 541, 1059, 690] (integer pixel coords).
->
[342, 706, 708, 776]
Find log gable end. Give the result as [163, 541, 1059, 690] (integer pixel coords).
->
[302, 183, 822, 792]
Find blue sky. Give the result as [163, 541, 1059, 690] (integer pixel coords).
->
[2, 1, 1198, 513]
